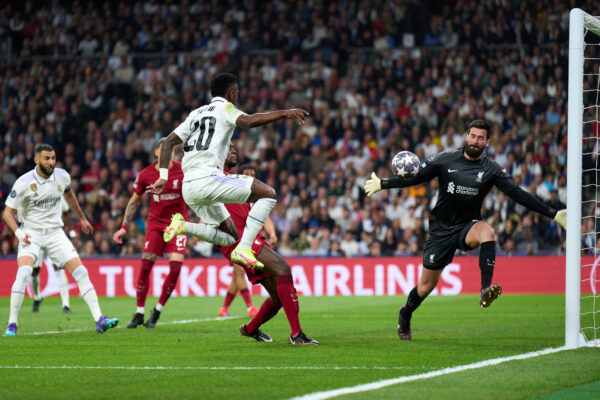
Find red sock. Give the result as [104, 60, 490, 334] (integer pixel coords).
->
[136, 259, 154, 307]
[276, 274, 302, 337]
[240, 288, 253, 308]
[246, 297, 281, 333]
[223, 291, 236, 308]
[158, 261, 182, 306]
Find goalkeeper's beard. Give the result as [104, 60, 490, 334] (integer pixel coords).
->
[464, 144, 485, 159]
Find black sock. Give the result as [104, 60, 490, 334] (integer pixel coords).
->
[401, 286, 424, 319]
[479, 241, 496, 290]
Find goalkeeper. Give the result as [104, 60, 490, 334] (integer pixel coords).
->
[364, 120, 567, 340]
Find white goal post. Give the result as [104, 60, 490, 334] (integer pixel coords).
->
[567, 8, 600, 348]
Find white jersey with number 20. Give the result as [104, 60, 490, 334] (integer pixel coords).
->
[173, 96, 246, 182]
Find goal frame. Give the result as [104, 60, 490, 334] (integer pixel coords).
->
[566, 8, 600, 348]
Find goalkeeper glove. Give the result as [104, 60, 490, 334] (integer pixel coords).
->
[364, 172, 382, 197]
[554, 209, 566, 230]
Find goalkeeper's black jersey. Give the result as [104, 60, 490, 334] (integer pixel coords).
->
[381, 148, 557, 230]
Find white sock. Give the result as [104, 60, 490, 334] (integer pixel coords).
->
[238, 198, 276, 249]
[136, 307, 145, 314]
[31, 272, 42, 301]
[185, 221, 236, 247]
[56, 268, 70, 308]
[155, 303, 163, 312]
[9, 266, 33, 324]
[72, 266, 102, 321]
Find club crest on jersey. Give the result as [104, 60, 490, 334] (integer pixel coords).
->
[57, 185, 62, 192]
[429, 254, 435, 263]
[476, 171, 484, 183]
[172, 179, 179, 189]
[30, 183, 37, 192]
[447, 182, 455, 194]
[10, 190, 16, 198]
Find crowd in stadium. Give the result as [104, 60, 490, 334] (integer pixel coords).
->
[1, 0, 590, 258]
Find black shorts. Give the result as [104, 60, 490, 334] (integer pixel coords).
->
[423, 220, 479, 270]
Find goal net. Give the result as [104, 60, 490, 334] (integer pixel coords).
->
[567, 8, 600, 348]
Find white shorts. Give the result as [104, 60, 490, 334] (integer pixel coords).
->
[17, 227, 78, 266]
[182, 173, 253, 226]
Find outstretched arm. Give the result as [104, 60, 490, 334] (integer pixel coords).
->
[236, 109, 308, 128]
[113, 192, 141, 244]
[494, 171, 566, 229]
[364, 162, 439, 197]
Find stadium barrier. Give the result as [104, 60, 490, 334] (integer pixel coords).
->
[1, 256, 594, 298]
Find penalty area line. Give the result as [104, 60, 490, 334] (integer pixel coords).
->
[289, 346, 569, 400]
[21, 316, 241, 336]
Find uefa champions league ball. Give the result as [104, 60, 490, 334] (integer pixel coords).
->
[391, 151, 421, 179]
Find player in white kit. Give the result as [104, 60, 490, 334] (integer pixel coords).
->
[2, 144, 119, 336]
[28, 197, 72, 313]
[148, 73, 308, 269]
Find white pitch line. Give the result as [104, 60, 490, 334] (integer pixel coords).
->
[0, 365, 430, 371]
[20, 316, 241, 336]
[289, 346, 569, 400]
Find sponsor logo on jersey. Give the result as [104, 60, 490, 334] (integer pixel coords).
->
[447, 181, 479, 196]
[476, 171, 484, 182]
[30, 183, 37, 192]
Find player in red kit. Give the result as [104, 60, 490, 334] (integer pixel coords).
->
[220, 145, 318, 345]
[113, 139, 189, 328]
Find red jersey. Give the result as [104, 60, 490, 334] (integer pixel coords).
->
[219, 169, 266, 257]
[133, 161, 189, 229]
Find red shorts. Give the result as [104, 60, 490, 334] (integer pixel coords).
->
[223, 237, 272, 285]
[143, 228, 187, 257]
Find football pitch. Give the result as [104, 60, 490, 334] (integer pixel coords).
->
[1, 294, 599, 399]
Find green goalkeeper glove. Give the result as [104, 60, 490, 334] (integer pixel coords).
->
[554, 209, 566, 230]
[364, 172, 381, 197]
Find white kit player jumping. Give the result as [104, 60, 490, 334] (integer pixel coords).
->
[2, 144, 119, 336]
[148, 72, 308, 268]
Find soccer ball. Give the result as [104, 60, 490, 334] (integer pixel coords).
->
[391, 151, 421, 179]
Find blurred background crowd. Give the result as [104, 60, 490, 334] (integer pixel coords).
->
[1, 0, 591, 259]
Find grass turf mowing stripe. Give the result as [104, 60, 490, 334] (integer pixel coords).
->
[290, 346, 568, 400]
[0, 365, 430, 371]
[19, 316, 241, 335]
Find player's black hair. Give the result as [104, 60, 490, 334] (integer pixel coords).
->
[467, 119, 493, 139]
[239, 164, 258, 177]
[210, 73, 237, 97]
[35, 144, 55, 154]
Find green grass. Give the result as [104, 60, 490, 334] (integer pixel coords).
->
[0, 295, 599, 400]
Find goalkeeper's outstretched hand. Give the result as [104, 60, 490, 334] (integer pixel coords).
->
[364, 172, 381, 197]
[554, 209, 566, 230]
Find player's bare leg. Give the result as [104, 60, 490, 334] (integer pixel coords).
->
[251, 246, 319, 345]
[232, 180, 277, 269]
[465, 221, 502, 307]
